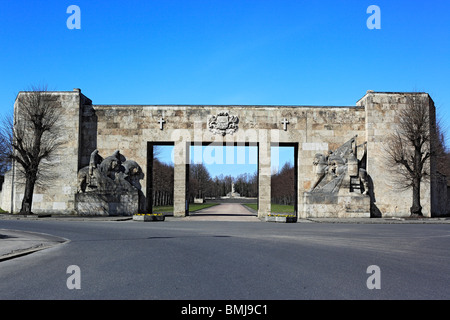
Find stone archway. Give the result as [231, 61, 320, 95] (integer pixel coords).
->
[184, 142, 259, 218]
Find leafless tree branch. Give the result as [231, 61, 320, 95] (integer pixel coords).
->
[383, 93, 440, 216]
[1, 86, 65, 213]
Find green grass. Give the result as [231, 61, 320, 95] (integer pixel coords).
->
[151, 205, 174, 213]
[152, 203, 220, 213]
[244, 203, 295, 213]
[243, 203, 258, 211]
[271, 204, 295, 213]
[188, 203, 219, 212]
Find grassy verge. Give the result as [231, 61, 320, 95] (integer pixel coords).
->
[151, 205, 174, 213]
[188, 203, 219, 212]
[243, 203, 295, 213]
[243, 203, 258, 211]
[271, 204, 295, 213]
[152, 203, 220, 213]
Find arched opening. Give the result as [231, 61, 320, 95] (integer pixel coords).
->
[186, 142, 259, 218]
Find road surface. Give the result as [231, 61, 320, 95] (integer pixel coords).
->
[0, 219, 449, 301]
[188, 203, 258, 221]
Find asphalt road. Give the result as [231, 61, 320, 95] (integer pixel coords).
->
[0, 219, 449, 300]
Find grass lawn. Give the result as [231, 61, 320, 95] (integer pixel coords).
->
[189, 203, 219, 212]
[152, 203, 219, 213]
[271, 204, 295, 213]
[243, 203, 295, 213]
[151, 205, 174, 213]
[243, 203, 258, 211]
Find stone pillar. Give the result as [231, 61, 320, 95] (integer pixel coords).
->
[173, 140, 188, 217]
[10, 90, 83, 214]
[258, 132, 271, 218]
[357, 91, 434, 217]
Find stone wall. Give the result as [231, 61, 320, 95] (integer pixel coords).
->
[356, 92, 436, 217]
[75, 191, 139, 216]
[303, 193, 370, 218]
[433, 173, 449, 216]
[5, 89, 88, 214]
[1, 89, 443, 218]
[0, 170, 12, 212]
[88, 103, 366, 218]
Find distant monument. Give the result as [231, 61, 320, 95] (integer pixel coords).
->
[226, 182, 241, 198]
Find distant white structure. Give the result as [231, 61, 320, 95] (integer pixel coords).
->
[226, 182, 241, 198]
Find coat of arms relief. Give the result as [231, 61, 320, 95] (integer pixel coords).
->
[207, 112, 239, 136]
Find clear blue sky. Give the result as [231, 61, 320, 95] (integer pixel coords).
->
[1, 1, 449, 158]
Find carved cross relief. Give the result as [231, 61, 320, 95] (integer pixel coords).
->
[158, 117, 165, 130]
[281, 118, 289, 131]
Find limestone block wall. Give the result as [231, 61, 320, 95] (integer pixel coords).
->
[88, 103, 366, 218]
[295, 107, 367, 219]
[433, 173, 449, 216]
[0, 170, 12, 212]
[447, 186, 450, 215]
[5, 89, 438, 218]
[7, 89, 85, 214]
[357, 92, 435, 217]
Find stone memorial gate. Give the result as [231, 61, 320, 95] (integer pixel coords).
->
[1, 89, 447, 218]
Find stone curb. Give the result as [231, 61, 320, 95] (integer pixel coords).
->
[0, 229, 69, 262]
[1, 214, 449, 223]
[0, 214, 132, 222]
[303, 217, 450, 224]
[0, 243, 63, 262]
[132, 214, 165, 222]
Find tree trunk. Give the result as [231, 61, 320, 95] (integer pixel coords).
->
[410, 177, 423, 216]
[20, 174, 37, 214]
[410, 145, 424, 216]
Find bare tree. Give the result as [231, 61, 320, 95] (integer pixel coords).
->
[435, 119, 450, 178]
[271, 162, 295, 205]
[152, 158, 174, 206]
[0, 115, 12, 176]
[189, 163, 212, 200]
[235, 172, 258, 198]
[384, 93, 436, 216]
[3, 86, 64, 214]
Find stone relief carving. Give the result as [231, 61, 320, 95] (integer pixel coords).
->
[208, 112, 239, 136]
[77, 149, 144, 193]
[309, 136, 369, 195]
